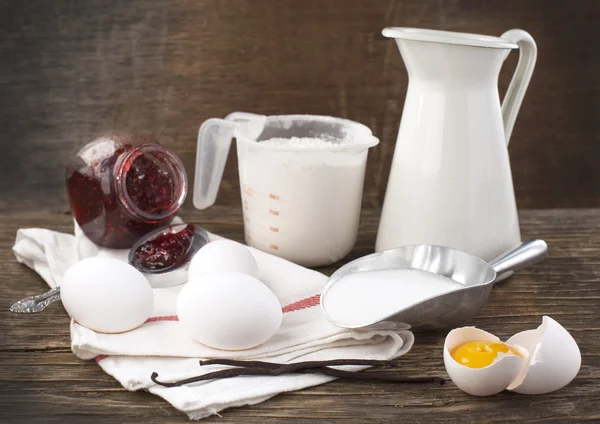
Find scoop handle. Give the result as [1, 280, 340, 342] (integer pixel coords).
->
[490, 239, 548, 277]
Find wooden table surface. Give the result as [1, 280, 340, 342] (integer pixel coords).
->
[1, 206, 599, 423]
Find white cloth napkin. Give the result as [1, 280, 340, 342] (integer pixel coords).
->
[12, 224, 414, 420]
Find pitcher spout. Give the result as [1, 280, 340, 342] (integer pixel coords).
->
[383, 27, 516, 86]
[382, 28, 518, 49]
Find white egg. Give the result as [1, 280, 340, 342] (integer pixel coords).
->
[176, 271, 282, 350]
[444, 316, 581, 397]
[443, 327, 527, 396]
[61, 257, 154, 333]
[188, 240, 259, 280]
[507, 316, 581, 394]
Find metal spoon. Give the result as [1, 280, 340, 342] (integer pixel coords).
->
[9, 223, 210, 314]
[320, 239, 548, 331]
[9, 286, 62, 314]
[128, 223, 210, 288]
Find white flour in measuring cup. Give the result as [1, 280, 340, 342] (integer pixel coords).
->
[259, 137, 338, 148]
[238, 136, 367, 267]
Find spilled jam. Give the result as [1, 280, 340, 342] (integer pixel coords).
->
[132, 224, 195, 271]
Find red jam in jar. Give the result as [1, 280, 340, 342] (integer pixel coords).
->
[66, 133, 187, 248]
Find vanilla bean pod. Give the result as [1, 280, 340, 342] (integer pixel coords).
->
[151, 367, 293, 387]
[199, 359, 444, 384]
[199, 358, 399, 370]
[304, 367, 445, 384]
[151, 358, 445, 388]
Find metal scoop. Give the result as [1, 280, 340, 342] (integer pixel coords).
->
[321, 239, 548, 331]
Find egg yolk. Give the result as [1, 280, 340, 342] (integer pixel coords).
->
[450, 340, 522, 368]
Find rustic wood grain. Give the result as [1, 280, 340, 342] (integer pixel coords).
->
[0, 206, 599, 423]
[0, 0, 598, 212]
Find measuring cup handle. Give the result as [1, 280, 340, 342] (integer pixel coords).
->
[225, 112, 266, 123]
[192, 118, 238, 209]
[489, 239, 548, 278]
[193, 112, 267, 210]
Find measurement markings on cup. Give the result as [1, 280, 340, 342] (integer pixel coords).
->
[241, 185, 284, 252]
[268, 193, 281, 251]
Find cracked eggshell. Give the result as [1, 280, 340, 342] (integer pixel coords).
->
[507, 316, 581, 395]
[443, 327, 527, 397]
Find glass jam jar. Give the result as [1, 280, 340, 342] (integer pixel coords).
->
[66, 133, 187, 248]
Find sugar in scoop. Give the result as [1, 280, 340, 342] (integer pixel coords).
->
[321, 268, 462, 327]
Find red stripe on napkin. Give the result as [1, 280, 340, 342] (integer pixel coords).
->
[281, 294, 320, 313]
[95, 355, 108, 363]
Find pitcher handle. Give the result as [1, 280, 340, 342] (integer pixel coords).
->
[500, 29, 537, 145]
[193, 112, 266, 209]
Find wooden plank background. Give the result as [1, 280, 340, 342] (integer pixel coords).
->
[0, 0, 598, 212]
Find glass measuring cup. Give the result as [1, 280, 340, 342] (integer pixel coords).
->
[193, 112, 379, 267]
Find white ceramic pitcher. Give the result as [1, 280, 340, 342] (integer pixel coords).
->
[376, 28, 537, 261]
